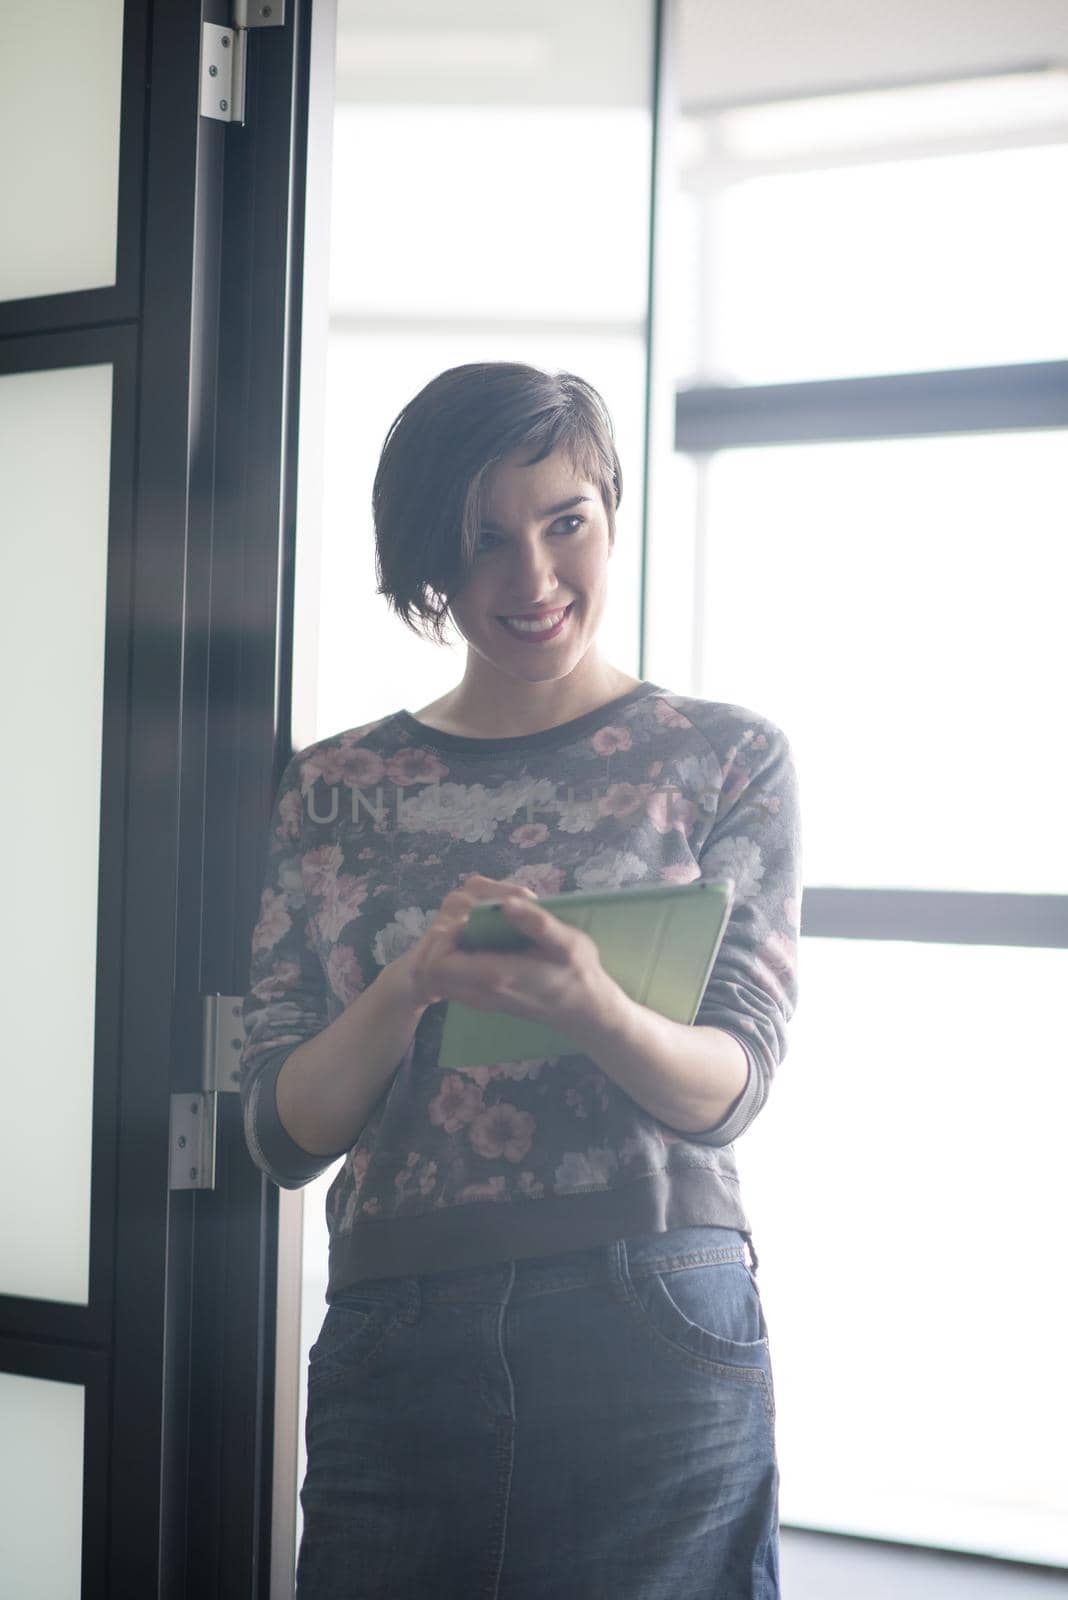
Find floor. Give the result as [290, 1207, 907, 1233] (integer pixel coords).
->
[780, 1529, 1068, 1598]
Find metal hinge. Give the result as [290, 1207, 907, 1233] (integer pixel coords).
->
[200, 4, 285, 127]
[169, 1092, 217, 1192]
[169, 994, 245, 1190]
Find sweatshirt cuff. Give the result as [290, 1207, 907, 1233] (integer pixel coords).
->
[685, 1031, 762, 1147]
[244, 1045, 349, 1188]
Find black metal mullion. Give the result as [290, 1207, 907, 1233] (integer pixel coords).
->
[676, 359, 1068, 451]
[800, 888, 1066, 948]
[637, 0, 669, 680]
[111, 0, 229, 1588]
[184, 6, 311, 1596]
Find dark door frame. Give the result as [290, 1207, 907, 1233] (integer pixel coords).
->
[180, 1, 315, 1592]
[0, 2, 312, 1594]
[131, 2, 314, 1594]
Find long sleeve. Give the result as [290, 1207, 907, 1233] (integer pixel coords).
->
[239, 751, 337, 1188]
[227, 686, 799, 1288]
[685, 713, 803, 1147]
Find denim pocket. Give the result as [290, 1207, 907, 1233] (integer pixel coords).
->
[307, 1293, 406, 1390]
[655, 1258, 767, 1350]
[622, 1250, 771, 1388]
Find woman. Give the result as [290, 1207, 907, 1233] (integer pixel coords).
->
[240, 362, 802, 1599]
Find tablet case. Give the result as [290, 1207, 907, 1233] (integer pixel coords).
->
[436, 877, 736, 1068]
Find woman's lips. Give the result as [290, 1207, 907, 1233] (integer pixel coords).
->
[497, 603, 573, 643]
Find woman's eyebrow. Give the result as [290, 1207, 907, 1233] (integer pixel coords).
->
[481, 495, 591, 532]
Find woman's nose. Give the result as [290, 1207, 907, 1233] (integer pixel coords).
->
[508, 540, 558, 602]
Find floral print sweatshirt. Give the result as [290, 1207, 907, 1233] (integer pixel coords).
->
[239, 681, 802, 1292]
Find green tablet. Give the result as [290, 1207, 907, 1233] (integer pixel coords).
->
[436, 877, 736, 1069]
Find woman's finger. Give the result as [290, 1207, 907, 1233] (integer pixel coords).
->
[461, 874, 539, 902]
[498, 898, 571, 957]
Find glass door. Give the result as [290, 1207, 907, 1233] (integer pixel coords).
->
[0, 5, 144, 1592]
[272, 0, 665, 1586]
[0, 3, 313, 1593]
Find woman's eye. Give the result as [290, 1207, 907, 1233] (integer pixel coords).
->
[475, 516, 583, 554]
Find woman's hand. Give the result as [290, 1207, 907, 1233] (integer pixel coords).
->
[399, 873, 614, 1037]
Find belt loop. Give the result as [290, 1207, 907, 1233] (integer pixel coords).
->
[607, 1237, 628, 1303]
[744, 1231, 759, 1274]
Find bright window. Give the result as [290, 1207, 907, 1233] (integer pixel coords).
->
[697, 429, 1068, 896]
[710, 144, 1068, 385]
[662, 70, 1068, 1560]
[737, 935, 1068, 1564]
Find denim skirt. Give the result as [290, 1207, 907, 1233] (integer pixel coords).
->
[296, 1224, 780, 1600]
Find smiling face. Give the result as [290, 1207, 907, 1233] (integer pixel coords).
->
[444, 444, 615, 695]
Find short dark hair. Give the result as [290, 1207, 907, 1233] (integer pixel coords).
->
[372, 362, 623, 645]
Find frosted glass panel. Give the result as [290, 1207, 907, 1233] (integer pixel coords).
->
[0, 365, 112, 1302]
[0, 1371, 84, 1596]
[0, 0, 124, 301]
[693, 431, 1068, 895]
[736, 937, 1068, 1566]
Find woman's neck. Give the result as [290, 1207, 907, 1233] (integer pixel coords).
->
[413, 660, 644, 739]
